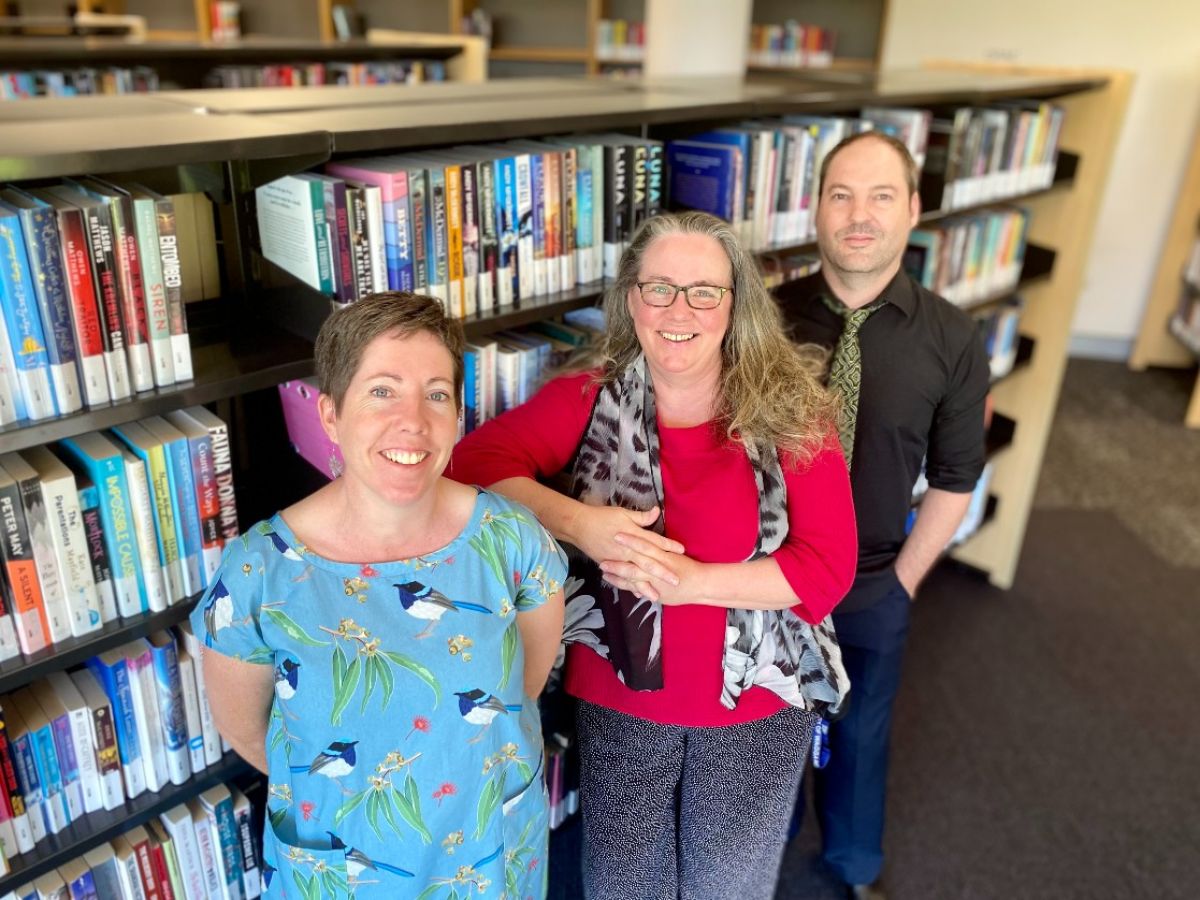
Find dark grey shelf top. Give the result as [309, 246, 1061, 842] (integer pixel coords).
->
[0, 35, 464, 65]
[0, 751, 250, 895]
[0, 598, 200, 696]
[0, 111, 328, 180]
[0, 326, 315, 453]
[154, 76, 630, 115]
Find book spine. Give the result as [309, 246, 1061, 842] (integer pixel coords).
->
[559, 147, 577, 288]
[131, 647, 170, 792]
[475, 158, 498, 314]
[150, 641, 191, 786]
[603, 144, 626, 279]
[86, 692, 124, 810]
[328, 180, 355, 305]
[179, 627, 222, 765]
[122, 439, 178, 603]
[154, 197, 192, 382]
[444, 165, 465, 317]
[106, 195, 154, 392]
[0, 712, 35, 854]
[459, 162, 481, 317]
[121, 453, 168, 613]
[0, 476, 50, 654]
[347, 188, 372, 301]
[176, 650, 207, 773]
[361, 185, 389, 293]
[494, 157, 517, 306]
[206, 419, 240, 541]
[150, 840, 175, 900]
[64, 705, 102, 815]
[68, 867, 99, 900]
[0, 213, 57, 419]
[10, 730, 47, 843]
[162, 437, 202, 596]
[309, 181, 334, 295]
[527, 153, 548, 297]
[56, 206, 111, 407]
[78, 484, 118, 623]
[0, 304, 25, 424]
[191, 806, 223, 899]
[427, 168, 449, 308]
[134, 840, 162, 900]
[88, 657, 146, 799]
[544, 151, 564, 295]
[186, 432, 222, 582]
[19, 206, 83, 414]
[645, 141, 664, 219]
[81, 200, 133, 401]
[48, 712, 83, 822]
[131, 197, 175, 388]
[13, 464, 72, 643]
[212, 796, 244, 900]
[512, 154, 535, 301]
[41, 469, 102, 637]
[234, 799, 261, 899]
[629, 143, 648, 243]
[574, 148, 596, 284]
[164, 810, 206, 900]
[408, 169, 428, 292]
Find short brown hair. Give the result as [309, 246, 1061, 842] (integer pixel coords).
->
[314, 292, 466, 412]
[819, 130, 920, 198]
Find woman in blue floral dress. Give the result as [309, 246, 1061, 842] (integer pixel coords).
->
[192, 292, 567, 900]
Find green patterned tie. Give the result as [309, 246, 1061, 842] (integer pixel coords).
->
[821, 295, 884, 470]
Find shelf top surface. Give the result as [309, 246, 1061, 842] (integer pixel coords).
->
[0, 110, 329, 180]
[0, 35, 466, 63]
[154, 76, 628, 114]
[0, 93, 192, 121]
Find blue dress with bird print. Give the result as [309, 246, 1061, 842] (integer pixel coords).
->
[190, 489, 567, 900]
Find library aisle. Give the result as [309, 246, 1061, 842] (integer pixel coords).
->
[768, 358, 1199, 900]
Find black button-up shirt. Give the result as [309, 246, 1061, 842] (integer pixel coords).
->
[778, 268, 990, 613]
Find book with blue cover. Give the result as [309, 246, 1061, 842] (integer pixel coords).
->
[10, 688, 68, 835]
[0, 699, 37, 854]
[0, 192, 83, 415]
[665, 140, 742, 222]
[140, 415, 204, 596]
[29, 679, 85, 823]
[0, 202, 58, 420]
[146, 632, 191, 786]
[200, 783, 246, 900]
[59, 431, 146, 618]
[5, 702, 49, 845]
[86, 646, 147, 800]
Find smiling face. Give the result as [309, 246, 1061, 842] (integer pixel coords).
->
[626, 232, 733, 387]
[816, 135, 920, 287]
[319, 328, 459, 510]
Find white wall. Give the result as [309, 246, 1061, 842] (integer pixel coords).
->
[882, 0, 1200, 356]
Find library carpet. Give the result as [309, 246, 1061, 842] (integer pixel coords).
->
[548, 359, 1200, 899]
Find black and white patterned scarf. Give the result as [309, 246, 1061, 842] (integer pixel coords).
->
[561, 356, 849, 715]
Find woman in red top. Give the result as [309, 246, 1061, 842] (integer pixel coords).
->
[452, 211, 857, 900]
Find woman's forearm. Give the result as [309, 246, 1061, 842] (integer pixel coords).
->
[489, 476, 585, 545]
[687, 557, 808, 611]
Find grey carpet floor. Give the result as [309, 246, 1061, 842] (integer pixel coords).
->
[550, 359, 1200, 899]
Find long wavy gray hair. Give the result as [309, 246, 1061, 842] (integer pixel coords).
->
[580, 211, 837, 462]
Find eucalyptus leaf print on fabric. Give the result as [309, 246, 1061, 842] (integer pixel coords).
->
[189, 489, 566, 898]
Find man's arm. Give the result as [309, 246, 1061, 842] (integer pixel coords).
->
[893, 487, 972, 596]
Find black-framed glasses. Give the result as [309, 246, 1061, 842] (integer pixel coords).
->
[636, 281, 731, 310]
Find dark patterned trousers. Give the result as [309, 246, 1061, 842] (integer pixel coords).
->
[576, 700, 818, 900]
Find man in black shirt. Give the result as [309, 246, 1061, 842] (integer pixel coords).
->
[780, 132, 989, 899]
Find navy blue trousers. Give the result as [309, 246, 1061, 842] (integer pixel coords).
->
[803, 581, 912, 885]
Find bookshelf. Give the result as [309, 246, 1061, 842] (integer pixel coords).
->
[1128, 118, 1200, 428]
[0, 65, 1127, 880]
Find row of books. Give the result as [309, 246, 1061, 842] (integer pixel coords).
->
[257, 134, 664, 314]
[202, 60, 447, 90]
[0, 182, 221, 425]
[926, 103, 1065, 211]
[0, 407, 238, 660]
[759, 250, 821, 291]
[0, 69, 158, 101]
[3, 781, 263, 900]
[594, 19, 646, 63]
[666, 109, 932, 252]
[0, 624, 230, 865]
[904, 207, 1030, 308]
[747, 20, 836, 69]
